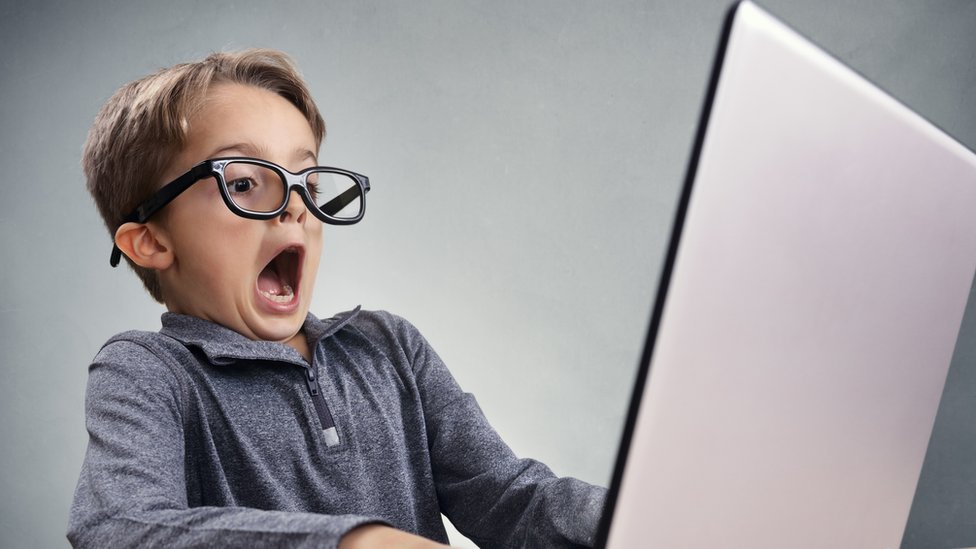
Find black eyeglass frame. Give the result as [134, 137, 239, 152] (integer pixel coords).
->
[109, 157, 371, 267]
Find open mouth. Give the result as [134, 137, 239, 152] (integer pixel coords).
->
[257, 247, 302, 305]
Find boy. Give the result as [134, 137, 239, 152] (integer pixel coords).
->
[68, 49, 606, 548]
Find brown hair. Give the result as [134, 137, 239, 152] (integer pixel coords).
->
[83, 49, 326, 303]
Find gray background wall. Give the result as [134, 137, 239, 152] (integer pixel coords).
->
[1, 1, 974, 547]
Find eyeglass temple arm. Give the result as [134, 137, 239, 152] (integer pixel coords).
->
[109, 245, 125, 268]
[320, 177, 370, 216]
[109, 163, 213, 267]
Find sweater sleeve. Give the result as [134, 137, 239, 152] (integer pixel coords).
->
[391, 316, 607, 548]
[67, 339, 378, 549]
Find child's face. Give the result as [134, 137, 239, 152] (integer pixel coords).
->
[153, 83, 322, 348]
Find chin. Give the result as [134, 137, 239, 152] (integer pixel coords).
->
[253, 314, 307, 343]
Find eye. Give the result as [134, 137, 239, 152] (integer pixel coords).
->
[227, 178, 256, 194]
[306, 180, 319, 200]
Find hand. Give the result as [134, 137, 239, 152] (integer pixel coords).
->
[339, 524, 453, 549]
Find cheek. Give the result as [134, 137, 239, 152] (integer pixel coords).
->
[181, 219, 260, 277]
[193, 248, 250, 286]
[306, 235, 322, 268]
[306, 220, 323, 247]
[304, 227, 323, 276]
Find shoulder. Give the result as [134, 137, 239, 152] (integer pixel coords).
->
[315, 309, 437, 372]
[88, 330, 192, 399]
[313, 310, 465, 408]
[84, 331, 191, 437]
[347, 309, 420, 336]
[346, 309, 432, 352]
[97, 329, 187, 362]
[308, 308, 424, 346]
[94, 330, 196, 375]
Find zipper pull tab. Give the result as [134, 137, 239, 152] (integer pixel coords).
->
[304, 368, 320, 396]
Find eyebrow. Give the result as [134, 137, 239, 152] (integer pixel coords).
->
[208, 143, 319, 165]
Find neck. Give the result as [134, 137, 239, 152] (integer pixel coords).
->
[285, 330, 312, 363]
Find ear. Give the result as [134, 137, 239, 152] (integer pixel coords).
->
[114, 222, 174, 270]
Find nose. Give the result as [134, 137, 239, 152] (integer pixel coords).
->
[278, 189, 308, 224]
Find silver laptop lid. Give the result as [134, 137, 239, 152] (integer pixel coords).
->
[597, 2, 976, 547]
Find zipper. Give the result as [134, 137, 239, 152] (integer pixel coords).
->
[302, 365, 340, 447]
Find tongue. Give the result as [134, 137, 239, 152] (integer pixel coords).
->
[258, 265, 285, 295]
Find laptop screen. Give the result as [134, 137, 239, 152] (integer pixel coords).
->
[596, 2, 976, 547]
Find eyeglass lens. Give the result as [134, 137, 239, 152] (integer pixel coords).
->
[307, 171, 363, 218]
[222, 161, 362, 219]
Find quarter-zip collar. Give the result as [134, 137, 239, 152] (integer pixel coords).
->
[159, 307, 362, 366]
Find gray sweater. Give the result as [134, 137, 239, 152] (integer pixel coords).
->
[68, 308, 605, 548]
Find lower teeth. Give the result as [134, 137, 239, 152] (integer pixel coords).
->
[261, 284, 294, 303]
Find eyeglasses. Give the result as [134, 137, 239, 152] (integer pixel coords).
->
[110, 157, 371, 267]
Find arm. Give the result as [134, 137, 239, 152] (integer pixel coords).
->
[340, 525, 451, 549]
[397, 318, 607, 548]
[67, 340, 379, 548]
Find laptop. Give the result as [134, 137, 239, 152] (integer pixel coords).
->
[595, 2, 976, 547]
